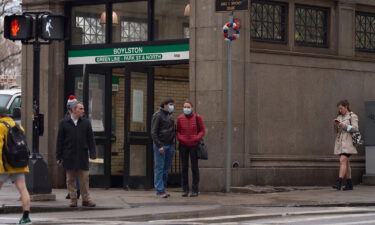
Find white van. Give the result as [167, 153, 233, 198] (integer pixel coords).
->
[0, 89, 21, 121]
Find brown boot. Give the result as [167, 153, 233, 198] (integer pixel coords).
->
[69, 200, 77, 207]
[82, 200, 96, 207]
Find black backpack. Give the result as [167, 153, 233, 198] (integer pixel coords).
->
[1, 121, 30, 169]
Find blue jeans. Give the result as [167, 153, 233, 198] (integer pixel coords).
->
[153, 144, 174, 193]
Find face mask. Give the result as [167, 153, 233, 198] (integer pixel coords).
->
[183, 108, 192, 115]
[168, 105, 174, 113]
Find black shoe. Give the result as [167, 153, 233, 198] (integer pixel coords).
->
[66, 193, 70, 199]
[77, 190, 81, 199]
[332, 178, 342, 190]
[182, 192, 189, 197]
[343, 179, 353, 191]
[190, 192, 198, 197]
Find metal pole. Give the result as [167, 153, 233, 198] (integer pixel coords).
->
[32, 36, 40, 155]
[226, 11, 234, 193]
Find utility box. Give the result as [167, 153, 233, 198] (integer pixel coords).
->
[363, 101, 375, 185]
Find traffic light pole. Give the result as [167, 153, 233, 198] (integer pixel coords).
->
[23, 12, 52, 195]
[32, 41, 40, 154]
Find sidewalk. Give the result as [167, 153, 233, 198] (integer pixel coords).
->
[1, 183, 375, 214]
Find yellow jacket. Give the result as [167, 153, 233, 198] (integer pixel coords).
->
[0, 117, 29, 174]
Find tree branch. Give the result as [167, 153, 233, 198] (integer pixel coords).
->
[0, 49, 21, 64]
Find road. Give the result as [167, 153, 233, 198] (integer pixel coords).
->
[1, 206, 375, 224]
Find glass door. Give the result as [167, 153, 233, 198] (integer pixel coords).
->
[84, 65, 112, 188]
[123, 66, 153, 189]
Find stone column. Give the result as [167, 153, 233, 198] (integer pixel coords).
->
[22, 0, 66, 187]
[190, 0, 247, 191]
[336, 0, 356, 57]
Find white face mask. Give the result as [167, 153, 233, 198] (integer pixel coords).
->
[183, 108, 192, 115]
[168, 105, 174, 113]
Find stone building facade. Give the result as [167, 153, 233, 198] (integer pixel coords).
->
[20, 0, 375, 191]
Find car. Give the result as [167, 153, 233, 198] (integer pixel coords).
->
[0, 88, 21, 123]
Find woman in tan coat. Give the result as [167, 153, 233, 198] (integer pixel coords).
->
[332, 100, 359, 191]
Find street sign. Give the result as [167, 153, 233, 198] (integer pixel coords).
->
[216, 0, 248, 12]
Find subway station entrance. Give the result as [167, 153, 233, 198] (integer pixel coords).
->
[65, 0, 190, 189]
[66, 62, 189, 189]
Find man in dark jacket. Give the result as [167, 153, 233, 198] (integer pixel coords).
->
[56, 101, 96, 207]
[151, 98, 175, 198]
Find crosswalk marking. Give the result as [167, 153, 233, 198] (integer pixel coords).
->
[149, 208, 375, 223]
[330, 220, 375, 225]
[249, 212, 375, 224]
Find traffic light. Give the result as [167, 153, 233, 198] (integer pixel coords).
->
[39, 15, 65, 40]
[4, 15, 34, 40]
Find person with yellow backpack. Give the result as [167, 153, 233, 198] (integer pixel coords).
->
[0, 107, 32, 224]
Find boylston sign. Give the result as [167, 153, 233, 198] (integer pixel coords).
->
[216, 0, 248, 12]
[68, 43, 189, 65]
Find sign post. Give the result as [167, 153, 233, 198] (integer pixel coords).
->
[216, 0, 248, 193]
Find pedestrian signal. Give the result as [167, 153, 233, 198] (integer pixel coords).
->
[39, 15, 65, 40]
[4, 15, 33, 40]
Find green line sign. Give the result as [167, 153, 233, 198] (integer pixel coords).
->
[68, 43, 189, 65]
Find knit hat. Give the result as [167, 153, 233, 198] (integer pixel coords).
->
[66, 95, 78, 112]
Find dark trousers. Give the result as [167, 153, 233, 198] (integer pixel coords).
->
[180, 144, 199, 193]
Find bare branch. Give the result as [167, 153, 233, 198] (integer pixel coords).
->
[0, 49, 21, 64]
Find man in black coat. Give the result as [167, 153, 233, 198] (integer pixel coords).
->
[151, 98, 175, 198]
[56, 101, 96, 207]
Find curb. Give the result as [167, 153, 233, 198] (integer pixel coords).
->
[0, 205, 123, 214]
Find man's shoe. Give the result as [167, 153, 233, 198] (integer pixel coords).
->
[82, 201, 96, 207]
[69, 201, 78, 207]
[182, 192, 189, 197]
[156, 192, 169, 198]
[17, 217, 32, 224]
[190, 192, 198, 197]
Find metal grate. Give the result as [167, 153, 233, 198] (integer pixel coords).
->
[121, 20, 148, 42]
[356, 12, 375, 52]
[251, 0, 287, 43]
[75, 16, 105, 45]
[294, 5, 329, 47]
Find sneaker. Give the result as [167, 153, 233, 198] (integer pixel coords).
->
[190, 192, 198, 197]
[156, 192, 169, 198]
[181, 192, 189, 197]
[82, 201, 96, 207]
[17, 217, 32, 224]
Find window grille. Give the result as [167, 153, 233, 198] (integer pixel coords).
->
[294, 5, 329, 47]
[251, 0, 287, 43]
[75, 16, 105, 45]
[121, 20, 148, 42]
[356, 12, 375, 51]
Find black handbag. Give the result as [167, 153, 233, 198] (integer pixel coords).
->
[349, 113, 364, 147]
[196, 115, 208, 160]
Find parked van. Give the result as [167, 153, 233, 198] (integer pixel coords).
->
[0, 89, 21, 122]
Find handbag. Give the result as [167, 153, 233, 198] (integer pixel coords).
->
[196, 114, 208, 160]
[349, 113, 364, 147]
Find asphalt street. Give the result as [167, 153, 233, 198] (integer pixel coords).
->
[1, 206, 375, 224]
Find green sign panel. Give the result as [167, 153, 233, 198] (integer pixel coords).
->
[68, 44, 189, 65]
